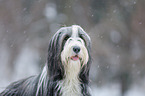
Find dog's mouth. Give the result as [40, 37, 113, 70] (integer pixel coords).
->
[71, 55, 80, 61]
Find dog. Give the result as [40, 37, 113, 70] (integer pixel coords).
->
[0, 25, 91, 96]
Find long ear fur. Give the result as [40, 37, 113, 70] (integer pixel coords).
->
[78, 27, 92, 84]
[47, 27, 71, 81]
[77, 27, 91, 96]
[0, 25, 92, 96]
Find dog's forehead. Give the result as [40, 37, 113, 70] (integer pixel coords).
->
[58, 25, 85, 37]
[71, 25, 79, 38]
[59, 25, 83, 37]
[57, 25, 91, 44]
[71, 25, 86, 38]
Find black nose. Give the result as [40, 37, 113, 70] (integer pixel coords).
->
[73, 46, 80, 53]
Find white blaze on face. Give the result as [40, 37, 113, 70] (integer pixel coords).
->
[72, 25, 79, 38]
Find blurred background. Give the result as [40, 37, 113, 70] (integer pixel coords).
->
[0, 0, 145, 96]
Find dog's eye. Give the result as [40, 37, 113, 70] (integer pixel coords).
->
[79, 34, 87, 45]
[79, 34, 84, 39]
[64, 36, 69, 41]
[63, 36, 69, 44]
[62, 35, 69, 49]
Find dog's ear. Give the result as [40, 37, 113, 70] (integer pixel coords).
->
[47, 27, 71, 80]
[78, 27, 92, 84]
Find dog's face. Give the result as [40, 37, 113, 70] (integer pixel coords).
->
[59, 25, 91, 96]
[61, 26, 89, 67]
[47, 25, 91, 81]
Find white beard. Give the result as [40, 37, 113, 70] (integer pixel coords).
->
[59, 60, 82, 96]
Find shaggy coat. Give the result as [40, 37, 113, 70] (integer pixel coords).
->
[0, 25, 91, 96]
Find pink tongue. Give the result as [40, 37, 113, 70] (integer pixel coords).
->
[71, 56, 79, 61]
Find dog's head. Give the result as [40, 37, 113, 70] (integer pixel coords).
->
[47, 25, 91, 83]
[61, 25, 90, 67]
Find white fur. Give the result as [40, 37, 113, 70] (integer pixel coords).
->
[72, 25, 79, 38]
[59, 60, 81, 96]
[60, 25, 89, 96]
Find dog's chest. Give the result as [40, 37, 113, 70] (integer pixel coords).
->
[59, 79, 81, 96]
[59, 61, 82, 96]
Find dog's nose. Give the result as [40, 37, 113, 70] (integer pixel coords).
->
[73, 46, 80, 53]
